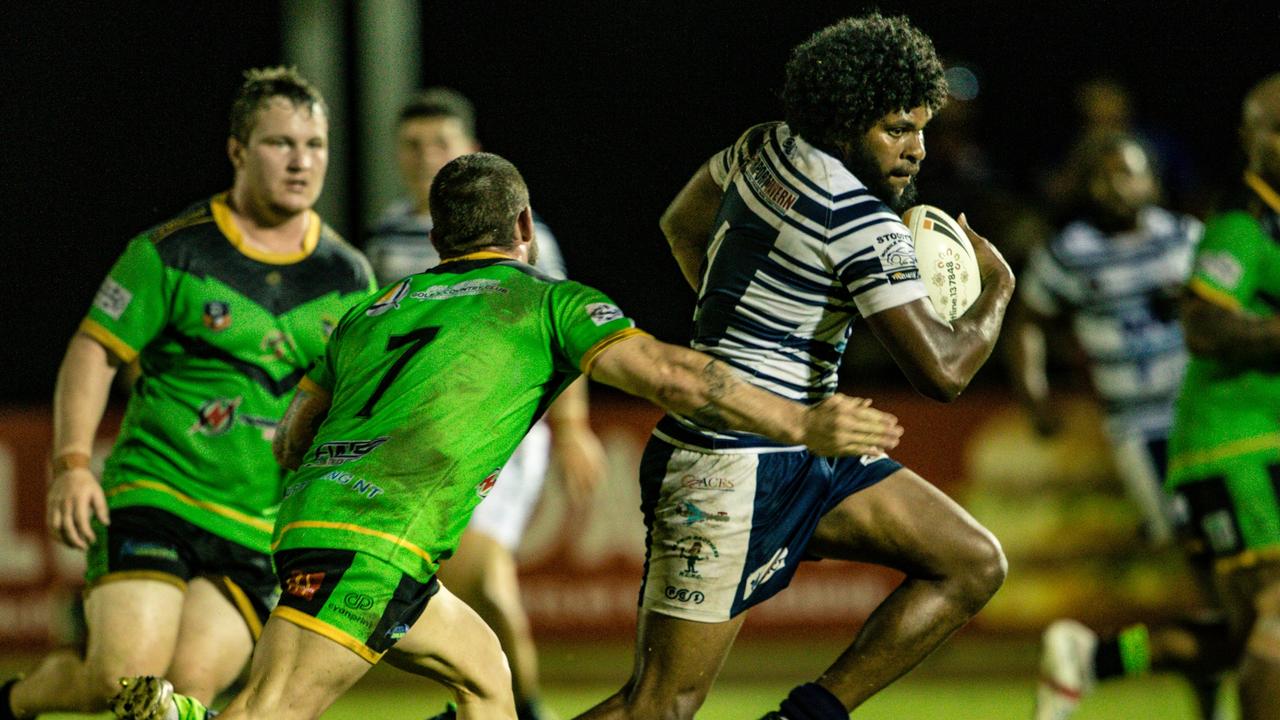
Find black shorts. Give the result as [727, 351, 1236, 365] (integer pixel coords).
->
[273, 548, 440, 662]
[85, 505, 277, 638]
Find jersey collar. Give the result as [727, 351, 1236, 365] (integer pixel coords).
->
[438, 250, 516, 265]
[210, 192, 321, 265]
[1245, 172, 1280, 215]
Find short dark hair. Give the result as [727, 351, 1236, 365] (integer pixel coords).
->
[229, 66, 328, 143]
[429, 153, 529, 258]
[398, 87, 477, 140]
[782, 14, 947, 155]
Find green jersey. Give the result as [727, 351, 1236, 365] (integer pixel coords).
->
[81, 194, 376, 552]
[1168, 176, 1280, 489]
[273, 251, 643, 581]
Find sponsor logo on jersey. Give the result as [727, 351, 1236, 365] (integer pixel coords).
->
[260, 330, 294, 361]
[343, 592, 375, 610]
[672, 535, 719, 579]
[664, 586, 706, 604]
[1197, 250, 1243, 290]
[93, 276, 133, 320]
[743, 155, 798, 213]
[307, 437, 390, 466]
[677, 501, 730, 526]
[202, 301, 232, 331]
[366, 280, 411, 316]
[190, 397, 242, 435]
[284, 570, 325, 601]
[887, 269, 921, 283]
[412, 279, 508, 301]
[743, 547, 789, 600]
[119, 540, 180, 562]
[679, 474, 735, 491]
[476, 469, 501, 498]
[877, 233, 917, 270]
[585, 303, 624, 326]
[321, 470, 384, 499]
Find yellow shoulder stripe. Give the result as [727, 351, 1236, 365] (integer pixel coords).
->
[1186, 277, 1242, 311]
[580, 328, 650, 375]
[78, 318, 139, 364]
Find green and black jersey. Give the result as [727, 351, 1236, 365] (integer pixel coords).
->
[81, 193, 376, 553]
[274, 251, 644, 581]
[1168, 174, 1280, 491]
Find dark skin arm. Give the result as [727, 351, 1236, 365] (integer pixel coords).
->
[1181, 288, 1280, 369]
[274, 385, 332, 470]
[1003, 300, 1064, 435]
[864, 214, 1016, 402]
[659, 161, 722, 292]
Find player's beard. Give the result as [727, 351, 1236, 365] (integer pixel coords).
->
[844, 141, 918, 213]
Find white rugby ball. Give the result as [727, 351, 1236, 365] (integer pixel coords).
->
[902, 205, 981, 321]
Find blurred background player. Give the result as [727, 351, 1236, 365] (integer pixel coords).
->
[110, 151, 905, 720]
[575, 14, 1015, 720]
[1165, 72, 1280, 720]
[1010, 133, 1237, 720]
[0, 67, 375, 719]
[366, 88, 606, 720]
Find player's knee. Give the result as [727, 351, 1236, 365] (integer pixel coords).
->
[956, 531, 1007, 609]
[623, 675, 710, 720]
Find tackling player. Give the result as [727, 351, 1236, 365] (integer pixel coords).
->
[574, 14, 1016, 720]
[0, 67, 375, 719]
[1165, 72, 1280, 720]
[108, 152, 904, 720]
[367, 89, 604, 720]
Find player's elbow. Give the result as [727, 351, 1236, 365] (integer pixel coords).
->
[911, 367, 969, 403]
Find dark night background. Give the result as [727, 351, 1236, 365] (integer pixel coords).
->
[3, 1, 1277, 404]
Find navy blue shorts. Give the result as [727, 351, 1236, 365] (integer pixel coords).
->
[636, 433, 901, 622]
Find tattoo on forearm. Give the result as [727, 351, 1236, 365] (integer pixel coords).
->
[690, 360, 733, 430]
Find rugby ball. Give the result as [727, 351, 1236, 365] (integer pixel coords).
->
[902, 205, 981, 321]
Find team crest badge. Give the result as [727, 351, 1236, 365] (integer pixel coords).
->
[284, 570, 325, 601]
[476, 469, 501, 498]
[203, 301, 232, 331]
[366, 281, 410, 317]
[190, 396, 243, 435]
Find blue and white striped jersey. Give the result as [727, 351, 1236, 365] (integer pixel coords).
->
[657, 122, 929, 451]
[1020, 206, 1201, 440]
[364, 200, 567, 286]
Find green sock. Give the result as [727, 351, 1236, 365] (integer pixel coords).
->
[1117, 623, 1152, 676]
[171, 693, 209, 720]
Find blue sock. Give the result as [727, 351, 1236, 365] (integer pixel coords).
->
[778, 683, 847, 719]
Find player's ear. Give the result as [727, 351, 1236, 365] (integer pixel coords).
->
[227, 136, 246, 169]
[515, 206, 535, 245]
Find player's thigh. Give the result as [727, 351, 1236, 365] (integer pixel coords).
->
[82, 579, 185, 685]
[166, 577, 254, 703]
[626, 609, 746, 706]
[384, 583, 512, 700]
[435, 530, 517, 606]
[808, 467, 1003, 576]
[225, 614, 372, 720]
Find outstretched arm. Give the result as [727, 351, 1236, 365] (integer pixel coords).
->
[659, 162, 722, 292]
[865, 215, 1016, 402]
[587, 334, 902, 457]
[274, 384, 332, 470]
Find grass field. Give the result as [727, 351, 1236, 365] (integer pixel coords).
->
[18, 635, 1235, 719]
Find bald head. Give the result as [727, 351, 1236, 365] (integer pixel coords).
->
[1243, 73, 1280, 184]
